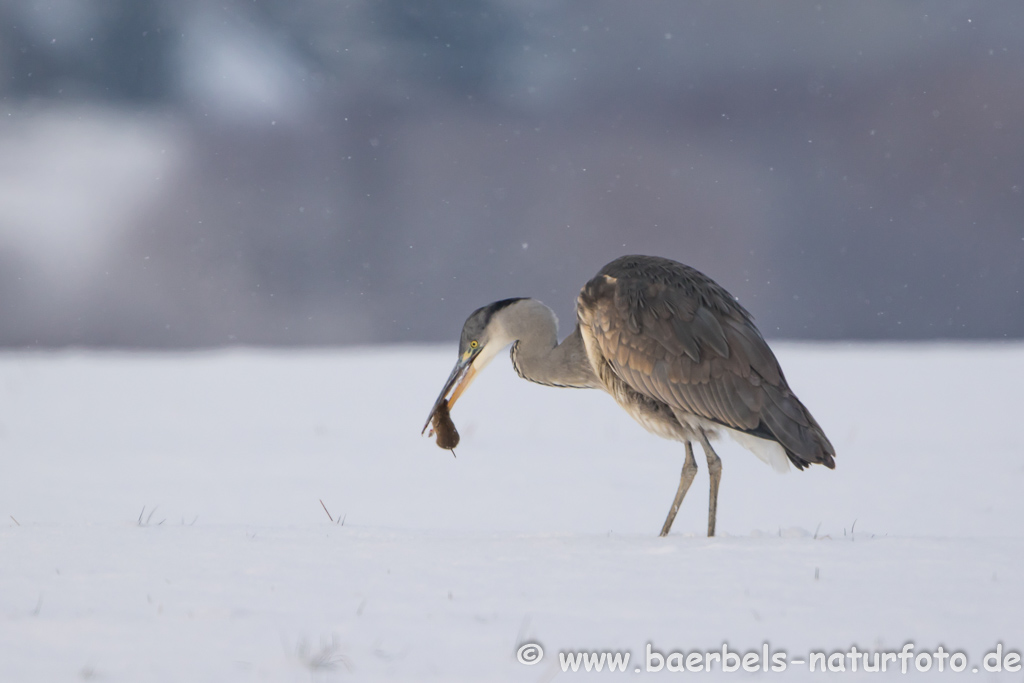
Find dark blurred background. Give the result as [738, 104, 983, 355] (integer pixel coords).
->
[0, 0, 1021, 347]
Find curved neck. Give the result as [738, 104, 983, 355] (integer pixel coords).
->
[497, 300, 599, 389]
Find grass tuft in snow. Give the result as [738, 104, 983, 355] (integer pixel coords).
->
[293, 635, 352, 673]
[318, 499, 345, 525]
[136, 506, 165, 526]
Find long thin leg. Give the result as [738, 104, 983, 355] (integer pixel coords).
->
[697, 430, 722, 537]
[659, 441, 698, 537]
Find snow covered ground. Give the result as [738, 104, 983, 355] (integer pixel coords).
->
[1, 344, 1022, 681]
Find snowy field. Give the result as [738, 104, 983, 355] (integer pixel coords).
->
[1, 344, 1022, 682]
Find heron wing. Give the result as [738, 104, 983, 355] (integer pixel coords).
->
[580, 256, 835, 469]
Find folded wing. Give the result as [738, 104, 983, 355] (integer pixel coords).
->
[579, 256, 835, 470]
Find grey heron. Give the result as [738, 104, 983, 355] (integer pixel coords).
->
[423, 255, 835, 537]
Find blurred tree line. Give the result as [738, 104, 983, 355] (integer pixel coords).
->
[0, 0, 1022, 346]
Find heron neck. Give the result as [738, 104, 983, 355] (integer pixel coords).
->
[502, 302, 598, 389]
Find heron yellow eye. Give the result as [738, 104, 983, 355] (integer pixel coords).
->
[470, 340, 479, 349]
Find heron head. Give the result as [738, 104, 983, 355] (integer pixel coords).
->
[422, 298, 526, 433]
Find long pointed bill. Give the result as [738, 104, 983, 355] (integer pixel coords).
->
[422, 356, 478, 434]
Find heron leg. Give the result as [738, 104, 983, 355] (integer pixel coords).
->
[697, 430, 722, 537]
[659, 441, 698, 537]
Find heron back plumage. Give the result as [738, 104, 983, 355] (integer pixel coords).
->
[577, 255, 835, 470]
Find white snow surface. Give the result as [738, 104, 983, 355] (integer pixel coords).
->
[1, 344, 1022, 681]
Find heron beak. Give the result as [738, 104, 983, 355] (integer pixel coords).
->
[422, 352, 478, 434]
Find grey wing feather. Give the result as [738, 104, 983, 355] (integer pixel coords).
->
[583, 255, 835, 470]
